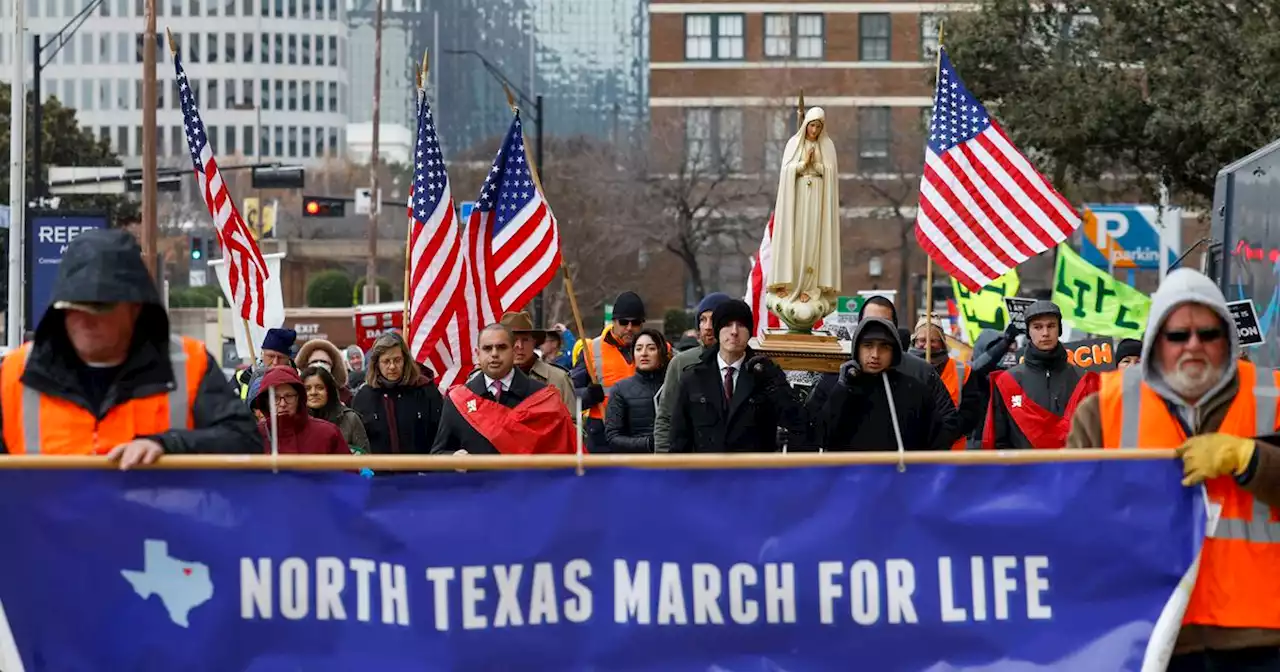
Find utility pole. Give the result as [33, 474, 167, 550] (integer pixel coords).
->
[365, 0, 383, 305]
[7, 0, 26, 347]
[141, 0, 158, 279]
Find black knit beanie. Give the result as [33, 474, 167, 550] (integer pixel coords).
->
[711, 299, 754, 337]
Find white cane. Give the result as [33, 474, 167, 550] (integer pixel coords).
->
[882, 374, 906, 472]
[268, 385, 279, 474]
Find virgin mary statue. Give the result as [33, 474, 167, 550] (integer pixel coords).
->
[765, 106, 842, 333]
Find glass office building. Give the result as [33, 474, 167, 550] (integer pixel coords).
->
[348, 0, 647, 158]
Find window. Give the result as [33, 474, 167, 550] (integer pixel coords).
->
[79, 32, 91, 64]
[134, 79, 142, 108]
[260, 33, 269, 63]
[764, 109, 791, 170]
[208, 79, 219, 109]
[685, 14, 743, 60]
[224, 78, 236, 108]
[99, 33, 111, 62]
[301, 35, 310, 65]
[118, 32, 130, 62]
[117, 126, 128, 155]
[243, 32, 253, 62]
[170, 0, 181, 16]
[225, 32, 235, 62]
[44, 78, 58, 102]
[63, 79, 75, 107]
[227, 126, 237, 154]
[188, 33, 200, 63]
[207, 125, 218, 153]
[98, 80, 110, 109]
[134, 125, 142, 155]
[314, 126, 324, 156]
[327, 127, 338, 156]
[301, 126, 311, 157]
[225, 0, 235, 16]
[684, 108, 741, 173]
[243, 125, 254, 155]
[327, 36, 337, 66]
[273, 79, 283, 110]
[287, 35, 296, 65]
[327, 0, 336, 21]
[207, 33, 218, 63]
[117, 0, 127, 16]
[301, 0, 309, 18]
[287, 0, 296, 17]
[170, 126, 182, 157]
[81, 80, 93, 110]
[116, 78, 129, 109]
[64, 33, 76, 64]
[243, 0, 252, 16]
[857, 107, 891, 171]
[260, 79, 269, 110]
[920, 13, 940, 60]
[274, 34, 283, 64]
[242, 78, 253, 105]
[764, 14, 823, 60]
[327, 81, 337, 112]
[859, 14, 891, 61]
[273, 125, 283, 156]
[301, 81, 311, 111]
[287, 80, 297, 111]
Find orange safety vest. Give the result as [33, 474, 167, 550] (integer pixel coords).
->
[585, 335, 637, 420]
[939, 358, 969, 451]
[1098, 361, 1280, 630]
[1, 336, 207, 455]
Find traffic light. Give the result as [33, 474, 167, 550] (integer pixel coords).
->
[190, 236, 204, 261]
[302, 196, 346, 218]
[253, 165, 305, 189]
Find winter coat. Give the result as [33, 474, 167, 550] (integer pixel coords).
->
[653, 344, 705, 452]
[352, 371, 443, 453]
[250, 364, 349, 455]
[312, 404, 370, 453]
[813, 317, 938, 451]
[430, 367, 551, 455]
[297, 338, 353, 405]
[604, 368, 664, 453]
[988, 342, 1087, 449]
[0, 228, 260, 456]
[667, 346, 803, 453]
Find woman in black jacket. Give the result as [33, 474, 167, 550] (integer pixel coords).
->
[604, 329, 669, 453]
[351, 331, 443, 454]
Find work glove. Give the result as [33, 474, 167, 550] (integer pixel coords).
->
[745, 355, 789, 395]
[839, 359, 862, 386]
[1004, 321, 1024, 340]
[583, 383, 606, 408]
[1175, 434, 1257, 486]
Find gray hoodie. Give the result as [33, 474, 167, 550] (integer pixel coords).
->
[1141, 268, 1240, 432]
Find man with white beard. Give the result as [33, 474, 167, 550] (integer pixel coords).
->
[1068, 268, 1280, 671]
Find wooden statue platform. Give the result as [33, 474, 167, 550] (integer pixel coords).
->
[751, 331, 849, 374]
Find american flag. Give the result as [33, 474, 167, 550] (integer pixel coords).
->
[744, 213, 823, 337]
[915, 48, 1081, 291]
[174, 50, 270, 326]
[468, 111, 560, 322]
[404, 89, 473, 389]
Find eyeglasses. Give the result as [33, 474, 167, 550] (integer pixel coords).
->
[273, 392, 298, 405]
[1163, 328, 1224, 344]
[617, 318, 644, 327]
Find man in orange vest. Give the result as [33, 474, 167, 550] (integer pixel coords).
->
[571, 291, 645, 452]
[0, 229, 260, 467]
[1068, 268, 1280, 670]
[909, 317, 1009, 450]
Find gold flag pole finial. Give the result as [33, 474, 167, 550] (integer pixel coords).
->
[165, 27, 176, 56]
[417, 49, 429, 90]
[502, 83, 518, 113]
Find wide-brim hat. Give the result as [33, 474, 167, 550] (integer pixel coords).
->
[499, 311, 547, 343]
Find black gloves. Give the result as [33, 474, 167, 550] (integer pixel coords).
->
[583, 383, 605, 408]
[1004, 320, 1024, 340]
[839, 359, 862, 386]
[745, 355, 789, 393]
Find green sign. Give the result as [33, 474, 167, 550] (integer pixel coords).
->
[604, 303, 613, 323]
[1053, 244, 1149, 338]
[836, 296, 865, 314]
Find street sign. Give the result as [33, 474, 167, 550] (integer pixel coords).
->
[354, 188, 382, 216]
[1227, 299, 1263, 346]
[604, 303, 613, 323]
[26, 211, 107, 330]
[836, 296, 865, 314]
[1080, 204, 1181, 271]
[459, 201, 477, 221]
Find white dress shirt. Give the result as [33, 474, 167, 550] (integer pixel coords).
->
[717, 353, 745, 396]
[483, 369, 516, 399]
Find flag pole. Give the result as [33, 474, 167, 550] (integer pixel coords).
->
[923, 23, 944, 364]
[170, 29, 257, 363]
[404, 51, 427, 340]
[502, 83, 595, 384]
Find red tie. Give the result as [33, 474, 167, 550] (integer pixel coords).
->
[492, 380, 503, 402]
[723, 366, 735, 402]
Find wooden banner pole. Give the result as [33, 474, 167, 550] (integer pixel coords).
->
[0, 450, 1175, 471]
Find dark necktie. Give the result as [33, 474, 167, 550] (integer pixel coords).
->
[492, 380, 503, 402]
[723, 366, 735, 403]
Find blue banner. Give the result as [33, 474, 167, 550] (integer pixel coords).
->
[25, 211, 108, 329]
[0, 462, 1202, 671]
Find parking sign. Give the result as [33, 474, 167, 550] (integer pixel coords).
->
[1080, 204, 1181, 271]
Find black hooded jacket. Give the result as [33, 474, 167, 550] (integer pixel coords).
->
[815, 318, 939, 451]
[0, 228, 260, 455]
[987, 341, 1086, 449]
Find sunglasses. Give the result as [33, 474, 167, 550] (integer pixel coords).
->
[616, 318, 644, 327]
[1163, 327, 1224, 344]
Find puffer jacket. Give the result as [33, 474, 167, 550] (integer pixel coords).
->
[604, 368, 664, 453]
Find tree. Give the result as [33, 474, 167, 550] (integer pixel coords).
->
[0, 84, 136, 221]
[307, 270, 355, 307]
[643, 114, 770, 299]
[943, 0, 1280, 202]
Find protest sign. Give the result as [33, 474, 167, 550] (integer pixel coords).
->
[1227, 299, 1263, 346]
[1053, 244, 1150, 339]
[0, 464, 1202, 670]
[952, 269, 1020, 343]
[1064, 337, 1118, 372]
[1003, 297, 1038, 333]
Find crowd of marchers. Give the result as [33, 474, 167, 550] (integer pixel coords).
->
[4, 229, 1280, 668]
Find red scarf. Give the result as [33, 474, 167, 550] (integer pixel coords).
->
[447, 385, 580, 455]
[982, 369, 1099, 449]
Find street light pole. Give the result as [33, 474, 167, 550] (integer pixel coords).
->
[365, 0, 384, 305]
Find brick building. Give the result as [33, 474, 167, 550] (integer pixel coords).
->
[643, 0, 950, 320]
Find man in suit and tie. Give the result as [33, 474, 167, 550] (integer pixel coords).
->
[668, 299, 803, 452]
[431, 323, 577, 456]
